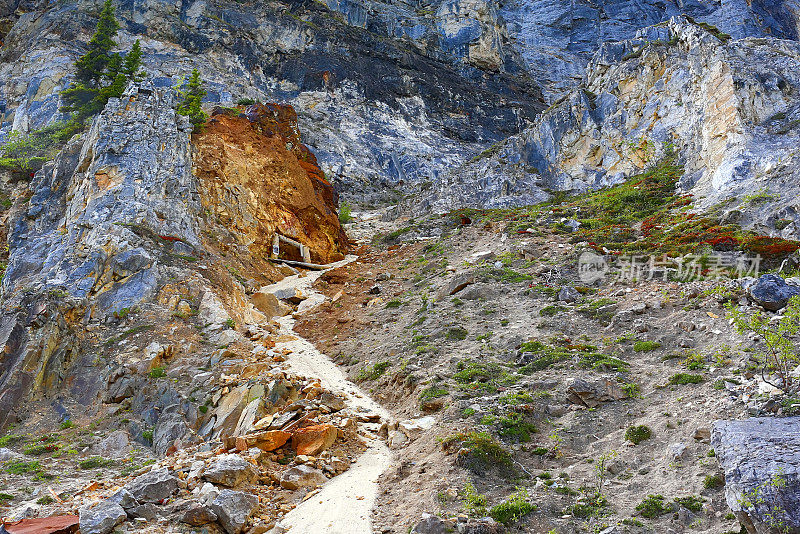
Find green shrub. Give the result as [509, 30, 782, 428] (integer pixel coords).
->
[149, 366, 166, 378]
[489, 488, 535, 525]
[446, 327, 468, 341]
[0, 121, 83, 173]
[385, 299, 402, 309]
[540, 305, 566, 317]
[142, 430, 154, 444]
[79, 456, 113, 469]
[668, 373, 704, 385]
[36, 495, 55, 505]
[682, 352, 706, 370]
[0, 492, 13, 502]
[356, 361, 391, 382]
[0, 434, 23, 447]
[4, 460, 42, 475]
[704, 474, 724, 489]
[727, 296, 800, 395]
[419, 385, 448, 402]
[674, 495, 704, 512]
[461, 482, 488, 517]
[23, 442, 60, 456]
[443, 431, 513, 471]
[236, 97, 256, 106]
[624, 425, 652, 445]
[636, 494, 672, 518]
[567, 493, 607, 518]
[497, 413, 537, 442]
[633, 340, 662, 352]
[338, 202, 353, 224]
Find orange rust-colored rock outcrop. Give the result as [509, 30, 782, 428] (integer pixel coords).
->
[193, 104, 348, 265]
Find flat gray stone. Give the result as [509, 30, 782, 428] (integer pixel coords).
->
[79, 500, 127, 534]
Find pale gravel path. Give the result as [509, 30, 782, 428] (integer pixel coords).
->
[271, 256, 393, 534]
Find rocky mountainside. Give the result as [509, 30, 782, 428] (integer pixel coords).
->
[3, 0, 800, 534]
[426, 16, 800, 239]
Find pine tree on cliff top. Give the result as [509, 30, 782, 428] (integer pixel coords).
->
[61, 0, 145, 122]
[74, 0, 119, 86]
[177, 69, 208, 133]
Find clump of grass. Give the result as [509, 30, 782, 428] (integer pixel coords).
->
[419, 385, 448, 403]
[499, 392, 533, 405]
[668, 373, 704, 385]
[625, 425, 652, 445]
[355, 361, 391, 382]
[633, 340, 662, 352]
[497, 413, 537, 442]
[0, 434, 24, 447]
[79, 456, 113, 469]
[674, 495, 704, 512]
[23, 442, 60, 456]
[149, 366, 167, 378]
[443, 432, 513, 473]
[540, 305, 567, 317]
[489, 488, 535, 525]
[461, 482, 488, 517]
[446, 327, 468, 341]
[385, 299, 402, 309]
[0, 492, 14, 502]
[681, 351, 706, 370]
[453, 360, 516, 392]
[4, 460, 43, 475]
[636, 494, 672, 518]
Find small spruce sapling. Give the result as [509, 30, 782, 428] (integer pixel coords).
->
[177, 69, 208, 132]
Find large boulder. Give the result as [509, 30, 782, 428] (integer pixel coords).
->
[91, 430, 131, 459]
[125, 467, 179, 503]
[203, 454, 259, 488]
[712, 417, 800, 533]
[279, 465, 327, 490]
[209, 489, 259, 534]
[748, 274, 800, 311]
[291, 424, 338, 456]
[79, 500, 127, 534]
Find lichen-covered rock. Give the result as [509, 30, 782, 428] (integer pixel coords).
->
[712, 417, 800, 534]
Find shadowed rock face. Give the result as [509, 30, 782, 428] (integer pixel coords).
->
[194, 104, 349, 264]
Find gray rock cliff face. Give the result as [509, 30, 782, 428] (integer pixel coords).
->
[427, 17, 800, 239]
[3, 84, 198, 305]
[712, 417, 800, 533]
[3, 0, 800, 205]
[0, 84, 200, 429]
